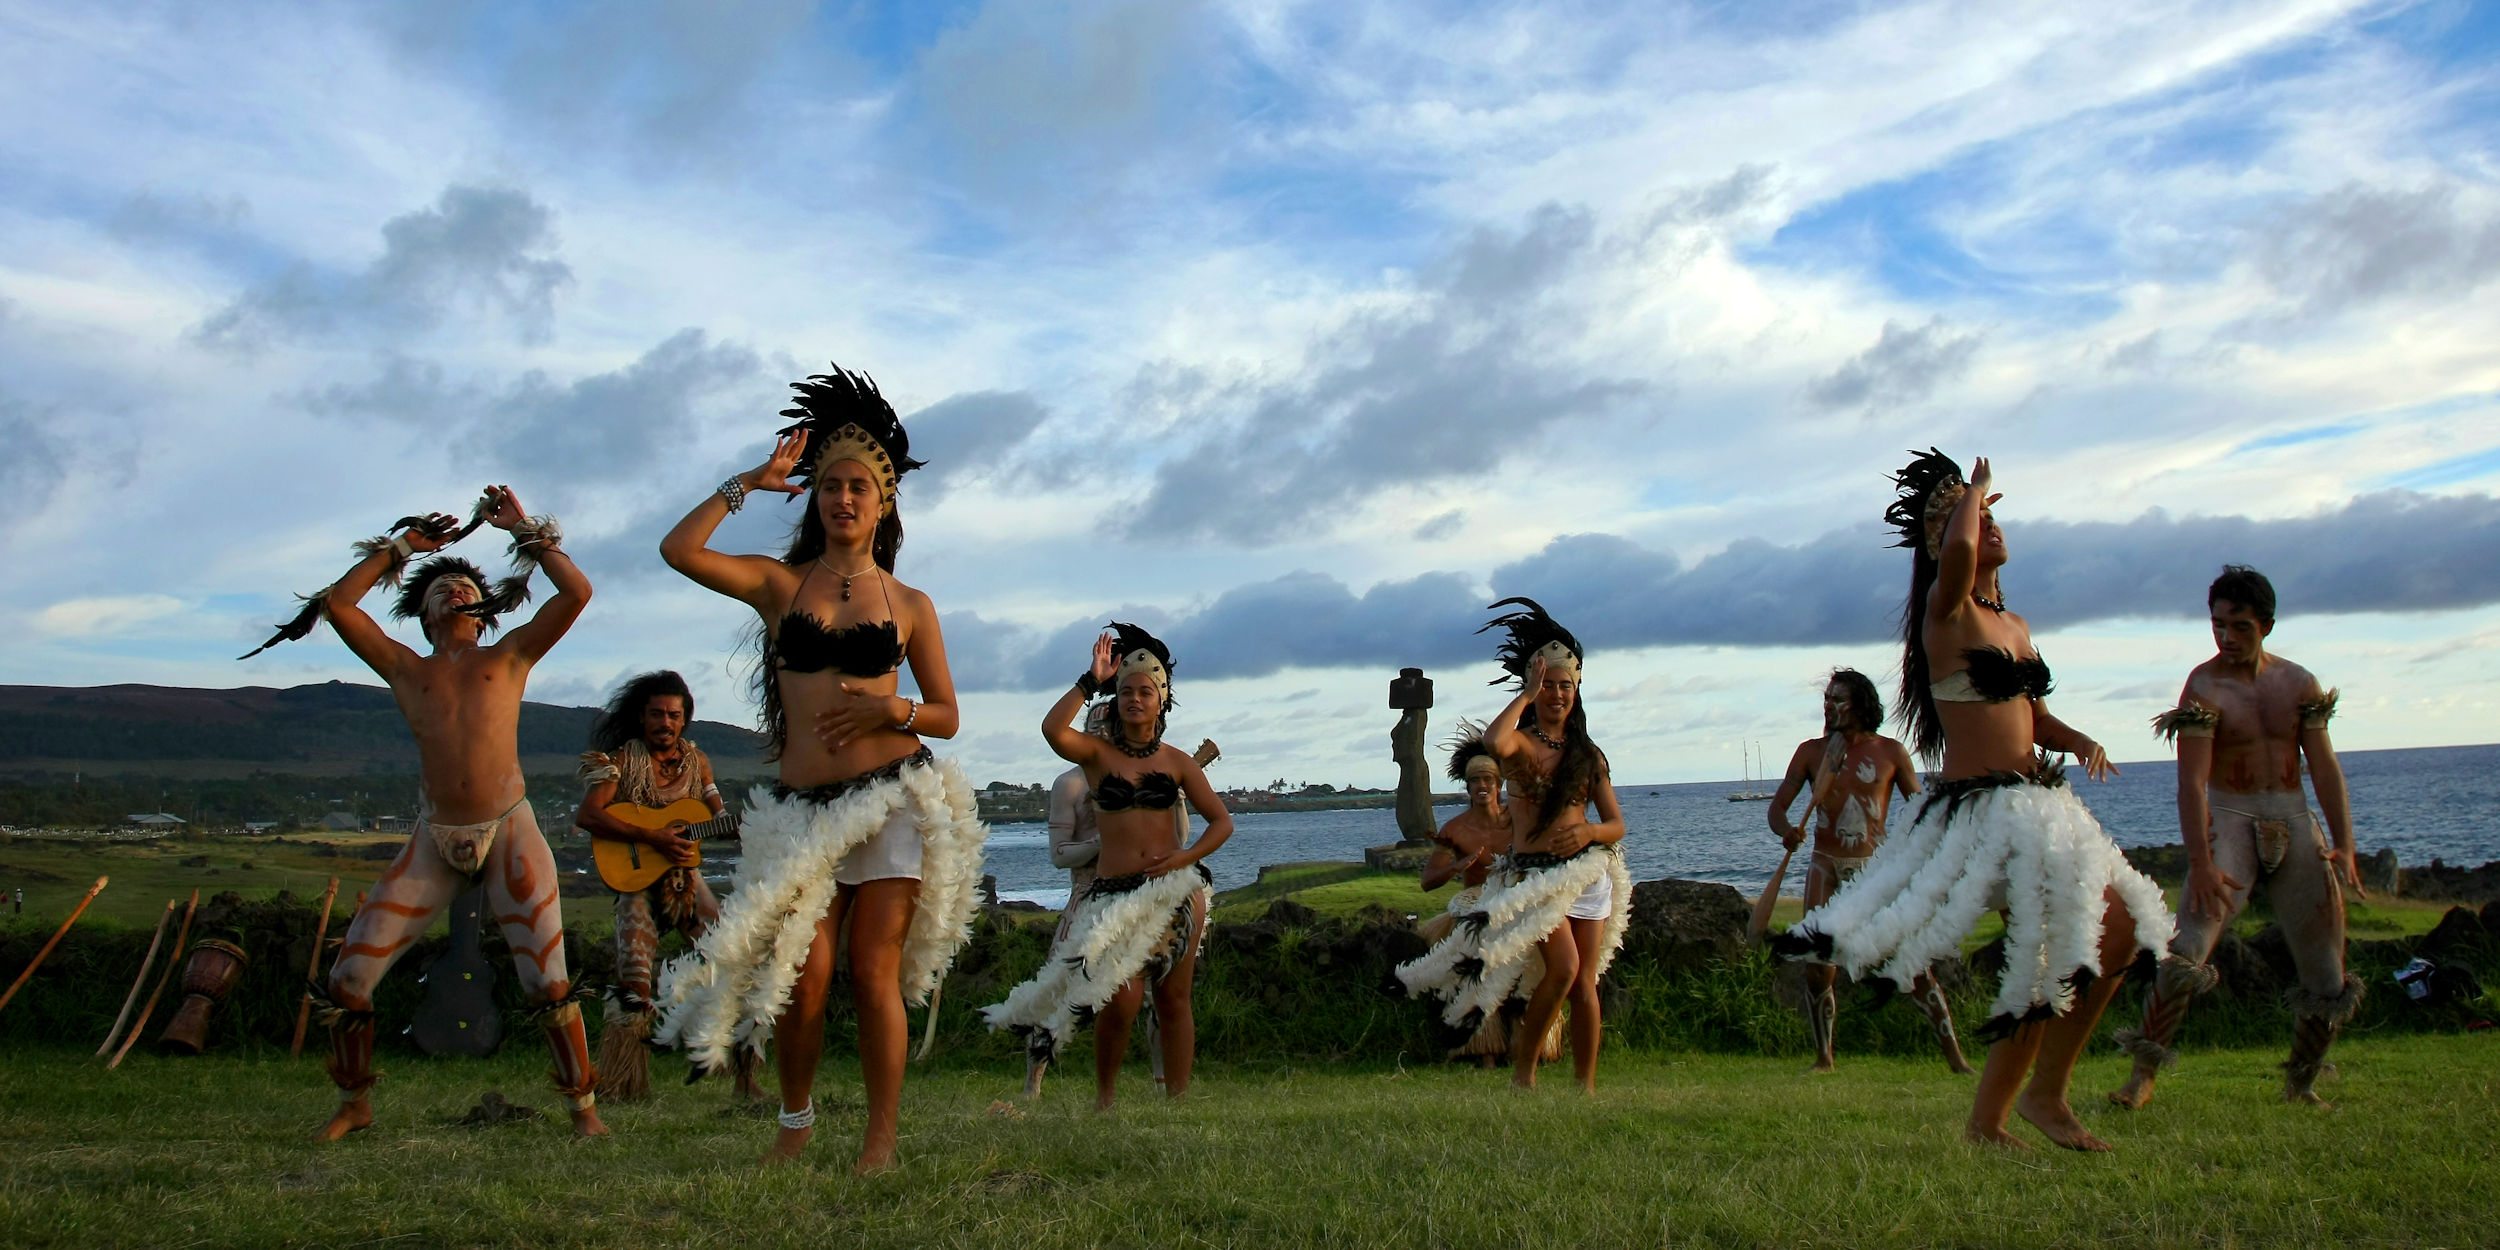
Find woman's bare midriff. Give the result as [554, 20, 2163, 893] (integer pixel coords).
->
[773, 669, 922, 788]
[1096, 807, 1184, 877]
[1932, 698, 2039, 782]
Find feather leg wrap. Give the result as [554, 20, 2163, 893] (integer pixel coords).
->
[1781, 776, 2173, 1036]
[981, 865, 1212, 1064]
[652, 754, 987, 1071]
[1397, 847, 1632, 1029]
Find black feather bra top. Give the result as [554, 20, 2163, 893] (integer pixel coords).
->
[1093, 771, 1181, 812]
[775, 614, 903, 678]
[1932, 646, 2054, 703]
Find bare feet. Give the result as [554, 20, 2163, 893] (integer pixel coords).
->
[1094, 1090, 1118, 1112]
[313, 1097, 372, 1142]
[1941, 1046, 1978, 1076]
[760, 1124, 811, 1166]
[1805, 1057, 1836, 1076]
[571, 1106, 611, 1138]
[2107, 1071, 2155, 1110]
[1963, 1123, 2033, 1150]
[852, 1138, 898, 1176]
[1510, 1071, 1537, 1091]
[2283, 1088, 2332, 1108]
[2015, 1091, 2113, 1152]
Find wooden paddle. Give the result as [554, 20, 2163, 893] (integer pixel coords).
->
[290, 876, 342, 1058]
[108, 888, 196, 1069]
[98, 896, 179, 1056]
[1750, 845, 1796, 942]
[0, 875, 108, 1019]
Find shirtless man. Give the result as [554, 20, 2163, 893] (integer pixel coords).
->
[2111, 565, 2362, 1109]
[302, 486, 604, 1139]
[1768, 669, 1973, 1074]
[1417, 726, 1515, 1065]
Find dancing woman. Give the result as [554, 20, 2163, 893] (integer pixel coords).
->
[984, 623, 1233, 1109]
[1398, 599, 1631, 1092]
[1772, 451, 2171, 1151]
[652, 366, 986, 1173]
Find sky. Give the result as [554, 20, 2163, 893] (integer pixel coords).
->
[3, 0, 2497, 790]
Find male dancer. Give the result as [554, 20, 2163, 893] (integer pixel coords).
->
[1768, 670, 1973, 1074]
[2112, 565, 2363, 1108]
[292, 486, 604, 1139]
[574, 670, 761, 1102]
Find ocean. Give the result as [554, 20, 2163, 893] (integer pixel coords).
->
[976, 743, 2500, 908]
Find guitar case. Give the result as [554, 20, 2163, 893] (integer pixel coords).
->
[410, 885, 503, 1057]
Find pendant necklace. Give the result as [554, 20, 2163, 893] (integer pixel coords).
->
[816, 557, 878, 602]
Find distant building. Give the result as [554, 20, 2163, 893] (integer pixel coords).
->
[126, 812, 186, 827]
[320, 811, 363, 832]
[244, 821, 281, 833]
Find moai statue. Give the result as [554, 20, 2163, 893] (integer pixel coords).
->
[1390, 667, 1435, 847]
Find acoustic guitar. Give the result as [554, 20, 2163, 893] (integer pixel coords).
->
[410, 885, 502, 1058]
[590, 799, 739, 894]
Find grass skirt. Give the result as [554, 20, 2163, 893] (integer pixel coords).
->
[652, 754, 987, 1070]
[980, 866, 1211, 1064]
[1395, 847, 1634, 1030]
[1777, 776, 2172, 1035]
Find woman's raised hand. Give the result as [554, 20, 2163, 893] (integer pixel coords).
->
[1524, 652, 1548, 694]
[1089, 631, 1118, 685]
[751, 430, 808, 497]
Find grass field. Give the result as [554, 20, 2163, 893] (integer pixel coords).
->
[1, 1033, 2492, 1249]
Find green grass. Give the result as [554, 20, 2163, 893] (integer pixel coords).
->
[2, 1035, 2492, 1248]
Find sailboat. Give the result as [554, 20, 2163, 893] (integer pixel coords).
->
[1726, 740, 1774, 802]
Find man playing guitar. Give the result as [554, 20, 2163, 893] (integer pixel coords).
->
[575, 670, 760, 1101]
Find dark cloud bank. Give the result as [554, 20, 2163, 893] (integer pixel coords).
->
[941, 490, 2500, 692]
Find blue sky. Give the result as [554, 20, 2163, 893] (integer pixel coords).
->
[3, 0, 2497, 789]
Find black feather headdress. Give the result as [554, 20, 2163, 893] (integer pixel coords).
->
[1443, 718, 1496, 783]
[1883, 447, 1966, 555]
[1105, 620, 1177, 710]
[1477, 596, 1583, 685]
[777, 365, 925, 501]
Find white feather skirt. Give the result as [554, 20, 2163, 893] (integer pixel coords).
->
[1782, 777, 2172, 1032]
[651, 754, 988, 1070]
[1396, 847, 1634, 1029]
[980, 867, 1210, 1063]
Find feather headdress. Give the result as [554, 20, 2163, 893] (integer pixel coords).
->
[777, 365, 924, 508]
[1105, 620, 1176, 710]
[1478, 596, 1583, 685]
[1883, 447, 1967, 559]
[1443, 718, 1498, 783]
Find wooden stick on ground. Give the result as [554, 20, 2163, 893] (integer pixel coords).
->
[0, 875, 109, 1020]
[1748, 846, 1796, 942]
[98, 897, 181, 1057]
[107, 888, 197, 1070]
[290, 876, 342, 1058]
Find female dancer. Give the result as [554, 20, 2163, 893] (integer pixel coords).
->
[984, 622, 1233, 1109]
[652, 366, 987, 1173]
[1398, 599, 1631, 1092]
[1774, 451, 2170, 1151]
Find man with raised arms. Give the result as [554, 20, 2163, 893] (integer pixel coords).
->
[2111, 565, 2363, 1109]
[269, 485, 605, 1140]
[1768, 669, 1973, 1074]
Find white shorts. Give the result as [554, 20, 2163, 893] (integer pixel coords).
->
[1565, 866, 1614, 922]
[835, 806, 923, 885]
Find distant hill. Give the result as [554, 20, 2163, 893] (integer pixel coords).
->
[0, 681, 772, 780]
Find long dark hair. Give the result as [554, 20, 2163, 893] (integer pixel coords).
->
[1518, 695, 1598, 840]
[1896, 544, 1944, 762]
[591, 670, 694, 752]
[1827, 667, 1884, 735]
[750, 493, 906, 760]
